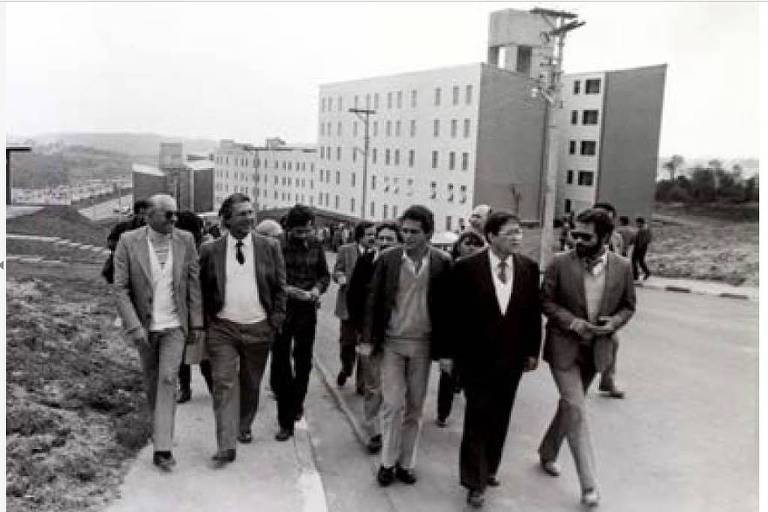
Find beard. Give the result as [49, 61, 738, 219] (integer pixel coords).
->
[575, 242, 601, 259]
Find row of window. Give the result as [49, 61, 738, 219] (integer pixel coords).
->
[214, 183, 252, 194]
[566, 170, 594, 187]
[318, 146, 471, 171]
[570, 110, 599, 126]
[319, 117, 473, 140]
[573, 78, 601, 95]
[215, 169, 253, 182]
[568, 140, 597, 156]
[321, 84, 474, 113]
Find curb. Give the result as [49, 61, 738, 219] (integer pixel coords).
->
[634, 281, 755, 301]
[312, 356, 369, 448]
[293, 416, 330, 512]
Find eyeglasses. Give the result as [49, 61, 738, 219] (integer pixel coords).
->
[571, 231, 594, 242]
[164, 211, 179, 220]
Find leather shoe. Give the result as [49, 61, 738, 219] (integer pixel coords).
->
[581, 488, 600, 507]
[152, 452, 176, 472]
[211, 449, 236, 468]
[355, 386, 365, 396]
[377, 465, 395, 487]
[540, 459, 561, 477]
[367, 434, 382, 454]
[176, 390, 191, 404]
[467, 489, 485, 508]
[238, 431, 253, 444]
[395, 464, 417, 485]
[487, 474, 500, 487]
[336, 371, 348, 387]
[295, 406, 304, 422]
[275, 428, 293, 442]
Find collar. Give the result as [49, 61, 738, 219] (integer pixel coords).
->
[402, 247, 430, 265]
[228, 232, 252, 248]
[583, 250, 608, 276]
[488, 248, 513, 269]
[147, 226, 172, 242]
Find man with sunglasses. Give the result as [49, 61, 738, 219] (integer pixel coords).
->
[113, 194, 204, 472]
[538, 208, 636, 507]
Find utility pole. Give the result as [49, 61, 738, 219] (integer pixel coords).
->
[348, 108, 376, 219]
[530, 7, 584, 269]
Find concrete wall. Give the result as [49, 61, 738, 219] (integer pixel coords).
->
[597, 64, 666, 220]
[474, 65, 546, 222]
[487, 9, 554, 81]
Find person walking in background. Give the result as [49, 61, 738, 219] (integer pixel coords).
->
[346, 221, 403, 454]
[255, 218, 284, 239]
[102, 199, 150, 283]
[272, 204, 330, 441]
[363, 205, 452, 487]
[113, 194, 204, 472]
[537, 208, 636, 507]
[466, 204, 492, 240]
[451, 212, 542, 508]
[333, 221, 376, 393]
[615, 216, 636, 258]
[632, 217, 652, 281]
[198, 194, 286, 467]
[435, 230, 485, 429]
[593, 202, 625, 257]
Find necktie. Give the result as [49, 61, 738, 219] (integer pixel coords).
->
[498, 260, 508, 284]
[236, 240, 245, 265]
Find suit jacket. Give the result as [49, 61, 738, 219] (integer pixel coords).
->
[113, 226, 203, 336]
[363, 246, 452, 359]
[541, 250, 636, 371]
[198, 232, 287, 332]
[333, 242, 361, 320]
[451, 249, 542, 386]
[346, 250, 376, 332]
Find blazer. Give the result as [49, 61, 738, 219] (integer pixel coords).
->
[113, 226, 203, 337]
[541, 250, 636, 372]
[333, 242, 361, 320]
[363, 246, 452, 359]
[346, 250, 376, 332]
[198, 232, 287, 332]
[451, 249, 542, 385]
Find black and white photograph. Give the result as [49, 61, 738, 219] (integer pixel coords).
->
[3, 2, 762, 511]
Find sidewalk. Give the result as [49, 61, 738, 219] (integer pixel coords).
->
[105, 372, 328, 512]
[635, 274, 758, 301]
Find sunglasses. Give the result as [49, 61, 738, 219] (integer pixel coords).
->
[164, 211, 179, 220]
[571, 231, 594, 242]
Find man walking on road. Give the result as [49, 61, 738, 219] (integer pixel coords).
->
[113, 194, 204, 471]
[333, 221, 376, 393]
[199, 193, 286, 467]
[363, 205, 452, 487]
[538, 208, 636, 507]
[632, 217, 652, 281]
[451, 211, 542, 508]
[272, 204, 330, 441]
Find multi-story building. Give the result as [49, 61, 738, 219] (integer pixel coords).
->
[212, 139, 259, 211]
[557, 65, 667, 220]
[255, 140, 317, 211]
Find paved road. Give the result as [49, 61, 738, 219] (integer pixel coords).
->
[78, 194, 133, 221]
[309, 253, 758, 512]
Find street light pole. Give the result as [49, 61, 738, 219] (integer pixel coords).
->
[349, 108, 376, 219]
[530, 7, 584, 269]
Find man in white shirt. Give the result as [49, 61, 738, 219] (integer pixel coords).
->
[113, 194, 204, 472]
[199, 193, 287, 467]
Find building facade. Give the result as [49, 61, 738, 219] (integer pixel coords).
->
[212, 139, 258, 211]
[255, 143, 317, 211]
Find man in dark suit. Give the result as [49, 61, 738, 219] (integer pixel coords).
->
[451, 211, 541, 508]
[538, 208, 636, 507]
[362, 205, 452, 487]
[198, 193, 286, 467]
[632, 217, 652, 281]
[102, 199, 150, 283]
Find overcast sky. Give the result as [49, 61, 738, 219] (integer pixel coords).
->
[4, 2, 762, 159]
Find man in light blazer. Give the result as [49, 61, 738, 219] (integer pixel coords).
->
[114, 194, 204, 471]
[332, 220, 376, 391]
[538, 208, 636, 507]
[199, 193, 286, 467]
[451, 211, 541, 509]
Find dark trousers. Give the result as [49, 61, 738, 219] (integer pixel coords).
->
[598, 340, 619, 390]
[437, 370, 460, 421]
[178, 360, 213, 395]
[632, 246, 650, 279]
[339, 319, 363, 390]
[460, 370, 523, 493]
[271, 302, 318, 431]
[207, 318, 273, 451]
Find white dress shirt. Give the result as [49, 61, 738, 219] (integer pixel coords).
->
[488, 250, 514, 315]
[218, 234, 267, 324]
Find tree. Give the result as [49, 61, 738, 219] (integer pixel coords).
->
[662, 154, 685, 181]
[690, 167, 716, 202]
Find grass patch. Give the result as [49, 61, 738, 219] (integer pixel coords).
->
[6, 205, 109, 246]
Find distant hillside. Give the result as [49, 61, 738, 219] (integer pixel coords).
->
[10, 146, 133, 188]
[25, 132, 219, 159]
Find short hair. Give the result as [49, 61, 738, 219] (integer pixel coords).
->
[592, 202, 617, 217]
[284, 204, 315, 230]
[636, 217, 646, 225]
[619, 215, 630, 225]
[353, 221, 375, 242]
[576, 208, 615, 241]
[375, 221, 403, 242]
[255, 218, 283, 238]
[451, 230, 485, 259]
[218, 193, 251, 228]
[483, 210, 521, 241]
[133, 199, 151, 214]
[399, 205, 434, 235]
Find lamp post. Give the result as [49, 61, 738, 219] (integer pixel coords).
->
[348, 108, 376, 219]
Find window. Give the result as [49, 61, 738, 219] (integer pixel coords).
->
[373, 121, 378, 137]
[578, 171, 594, 186]
[410, 120, 416, 137]
[395, 120, 401, 137]
[352, 148, 357, 162]
[370, 201, 375, 217]
[571, 110, 578, 125]
[434, 87, 441, 106]
[585, 79, 601, 94]
[449, 151, 456, 170]
[372, 148, 377, 164]
[328, 98, 333, 111]
[446, 216, 452, 231]
[371, 175, 376, 190]
[461, 152, 469, 171]
[573, 80, 581, 94]
[582, 110, 599, 125]
[336, 147, 342, 160]
[463, 119, 470, 138]
[383, 204, 389, 219]
[411, 89, 417, 108]
[460, 185, 467, 203]
[447, 184, 454, 202]
[351, 197, 355, 213]
[338, 96, 343, 111]
[386, 121, 391, 137]
[374, 93, 379, 110]
[335, 195, 339, 209]
[567, 170, 574, 184]
[451, 119, 458, 138]
[321, 98, 326, 112]
[466, 84, 473, 105]
[387, 92, 392, 109]
[351, 173, 356, 187]
[397, 91, 402, 109]
[432, 150, 438, 169]
[430, 181, 437, 199]
[353, 121, 358, 137]
[433, 119, 440, 137]
[408, 149, 415, 167]
[336, 171, 340, 185]
[452, 86, 459, 105]
[394, 149, 400, 166]
[385, 149, 391, 165]
[393, 205, 398, 218]
[569, 140, 576, 155]
[580, 141, 597, 156]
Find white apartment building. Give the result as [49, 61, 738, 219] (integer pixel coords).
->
[212, 139, 258, 211]
[255, 145, 317, 210]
